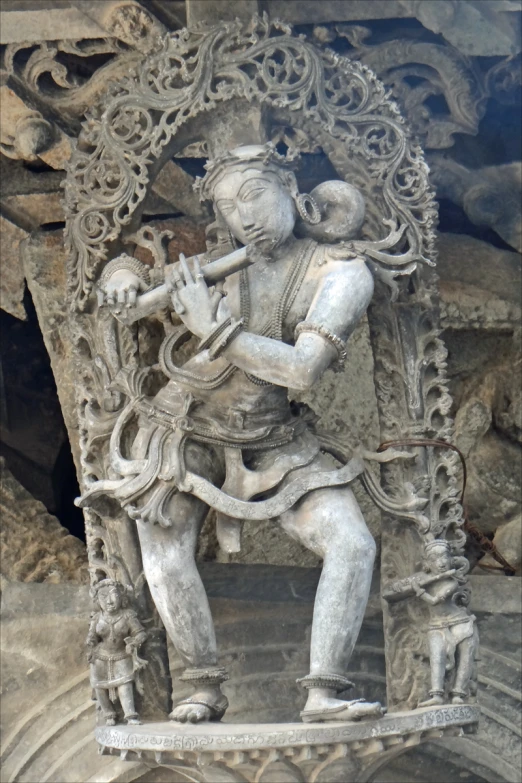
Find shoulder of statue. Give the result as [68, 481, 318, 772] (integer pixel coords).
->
[313, 242, 366, 271]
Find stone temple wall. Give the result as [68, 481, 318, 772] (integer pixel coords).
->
[0, 2, 520, 782]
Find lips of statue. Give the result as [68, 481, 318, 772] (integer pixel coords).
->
[213, 168, 296, 256]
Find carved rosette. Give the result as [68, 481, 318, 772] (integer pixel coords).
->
[63, 14, 472, 719]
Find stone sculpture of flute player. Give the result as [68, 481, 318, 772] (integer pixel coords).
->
[80, 143, 384, 724]
[384, 539, 478, 707]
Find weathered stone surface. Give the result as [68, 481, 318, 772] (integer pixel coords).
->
[405, 0, 522, 56]
[474, 514, 522, 575]
[430, 159, 522, 252]
[437, 233, 521, 331]
[187, 0, 259, 26]
[465, 432, 521, 534]
[0, 1, 107, 44]
[0, 457, 88, 583]
[0, 75, 75, 169]
[0, 158, 64, 229]
[0, 213, 27, 319]
[70, 0, 167, 52]
[149, 160, 209, 221]
[21, 231, 83, 472]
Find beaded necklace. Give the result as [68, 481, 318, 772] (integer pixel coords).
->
[239, 239, 316, 385]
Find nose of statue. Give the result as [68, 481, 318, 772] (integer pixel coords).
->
[237, 201, 255, 226]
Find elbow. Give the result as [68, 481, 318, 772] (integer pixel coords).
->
[289, 362, 323, 392]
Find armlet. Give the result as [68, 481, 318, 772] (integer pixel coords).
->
[294, 321, 347, 366]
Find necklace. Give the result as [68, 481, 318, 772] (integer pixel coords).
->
[239, 239, 316, 385]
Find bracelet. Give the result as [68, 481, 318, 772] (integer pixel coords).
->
[99, 254, 151, 287]
[198, 317, 232, 352]
[208, 318, 244, 360]
[294, 321, 347, 365]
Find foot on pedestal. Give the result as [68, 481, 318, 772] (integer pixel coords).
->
[105, 715, 117, 726]
[450, 694, 466, 705]
[169, 686, 229, 723]
[418, 694, 445, 708]
[125, 714, 142, 725]
[301, 696, 385, 723]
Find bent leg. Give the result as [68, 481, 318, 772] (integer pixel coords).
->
[279, 484, 376, 675]
[278, 483, 381, 720]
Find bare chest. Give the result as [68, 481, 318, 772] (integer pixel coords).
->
[224, 243, 318, 341]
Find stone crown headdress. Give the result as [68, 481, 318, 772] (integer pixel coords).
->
[90, 578, 127, 600]
[424, 539, 451, 555]
[194, 142, 300, 201]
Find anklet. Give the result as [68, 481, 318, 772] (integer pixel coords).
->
[180, 666, 230, 686]
[296, 673, 354, 692]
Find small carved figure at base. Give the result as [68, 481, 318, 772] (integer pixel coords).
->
[87, 579, 148, 726]
[384, 540, 478, 709]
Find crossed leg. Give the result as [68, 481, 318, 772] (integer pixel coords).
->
[137, 489, 228, 722]
[136, 446, 380, 723]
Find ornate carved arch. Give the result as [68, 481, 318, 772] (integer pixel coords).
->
[64, 15, 437, 309]
[64, 14, 469, 717]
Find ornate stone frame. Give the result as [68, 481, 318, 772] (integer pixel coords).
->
[64, 14, 469, 717]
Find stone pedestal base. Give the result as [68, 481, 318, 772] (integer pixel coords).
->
[96, 704, 479, 782]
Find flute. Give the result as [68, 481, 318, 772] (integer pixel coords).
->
[107, 245, 254, 325]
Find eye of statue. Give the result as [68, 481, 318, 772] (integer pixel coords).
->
[241, 186, 266, 201]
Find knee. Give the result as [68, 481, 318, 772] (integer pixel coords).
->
[351, 531, 376, 564]
[330, 526, 376, 565]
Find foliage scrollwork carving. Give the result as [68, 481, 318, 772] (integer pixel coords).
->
[64, 14, 438, 310]
[64, 15, 473, 717]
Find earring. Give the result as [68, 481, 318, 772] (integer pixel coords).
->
[296, 193, 321, 225]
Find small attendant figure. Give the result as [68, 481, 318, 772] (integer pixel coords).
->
[86, 579, 148, 725]
[384, 539, 478, 707]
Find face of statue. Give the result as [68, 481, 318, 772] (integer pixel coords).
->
[213, 167, 296, 256]
[427, 547, 451, 574]
[99, 587, 121, 613]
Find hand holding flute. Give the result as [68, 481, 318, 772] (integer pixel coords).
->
[97, 245, 255, 325]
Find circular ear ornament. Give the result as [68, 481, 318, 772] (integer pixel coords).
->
[296, 193, 322, 224]
[297, 181, 366, 242]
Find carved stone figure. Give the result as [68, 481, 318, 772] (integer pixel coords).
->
[383, 539, 479, 707]
[63, 17, 480, 755]
[87, 579, 148, 725]
[78, 142, 386, 724]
